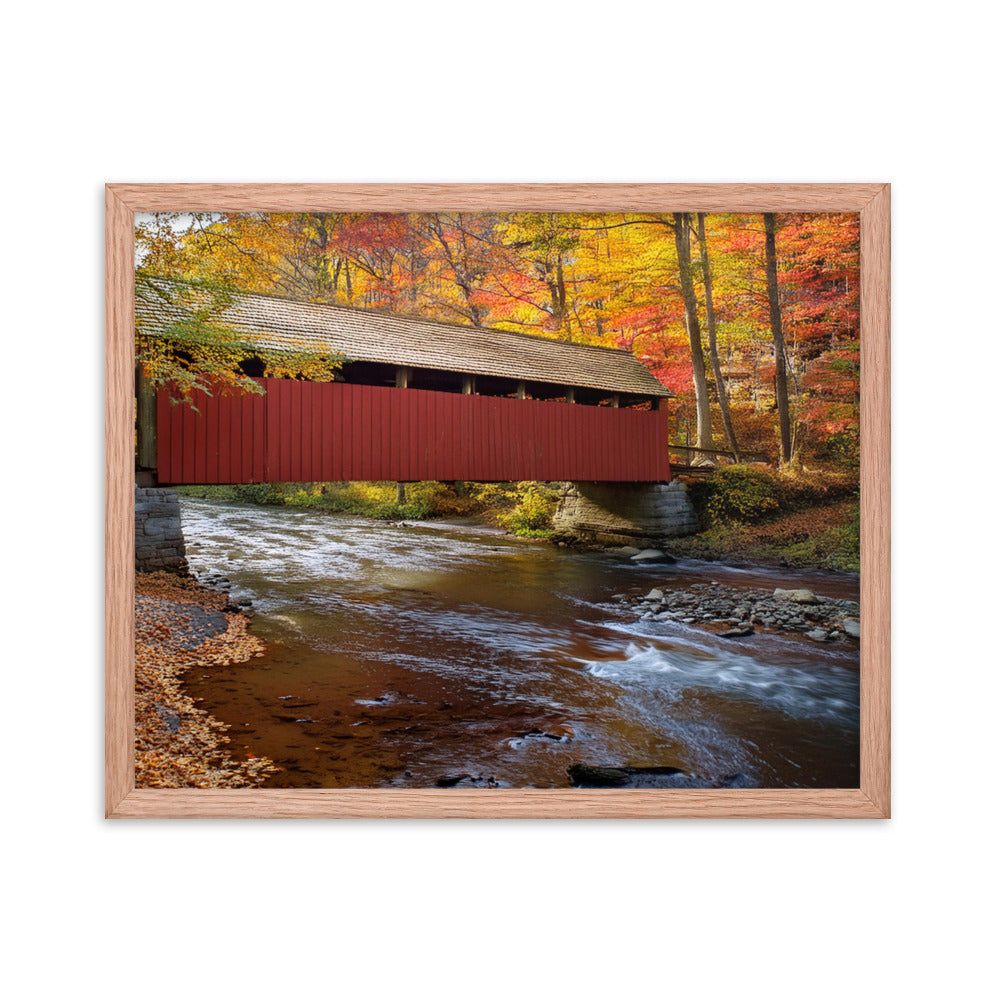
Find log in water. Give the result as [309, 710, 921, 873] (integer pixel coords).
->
[179, 497, 859, 789]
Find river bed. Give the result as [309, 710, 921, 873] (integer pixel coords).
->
[179, 497, 860, 789]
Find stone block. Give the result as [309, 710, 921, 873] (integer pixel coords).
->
[143, 517, 176, 535]
[553, 481, 699, 542]
[135, 487, 188, 575]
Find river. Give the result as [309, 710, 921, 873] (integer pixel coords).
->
[179, 497, 860, 789]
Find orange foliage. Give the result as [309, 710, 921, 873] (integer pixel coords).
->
[137, 210, 860, 466]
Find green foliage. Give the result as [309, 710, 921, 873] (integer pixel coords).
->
[257, 481, 441, 519]
[511, 527, 556, 539]
[779, 501, 860, 572]
[812, 426, 860, 471]
[329, 481, 449, 520]
[703, 465, 785, 525]
[231, 483, 285, 504]
[180, 481, 469, 521]
[467, 482, 521, 510]
[494, 483, 558, 536]
[668, 497, 859, 573]
[695, 465, 858, 528]
[177, 479, 559, 536]
[134, 274, 345, 407]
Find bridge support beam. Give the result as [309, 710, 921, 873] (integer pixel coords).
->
[552, 481, 699, 546]
[135, 487, 189, 575]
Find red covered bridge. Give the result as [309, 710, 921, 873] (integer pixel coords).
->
[136, 285, 674, 485]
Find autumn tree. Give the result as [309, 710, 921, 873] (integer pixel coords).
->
[671, 213, 713, 453]
[497, 214, 584, 337]
[135, 215, 344, 406]
[696, 213, 740, 460]
[134, 209, 861, 471]
[764, 213, 793, 465]
[415, 213, 498, 326]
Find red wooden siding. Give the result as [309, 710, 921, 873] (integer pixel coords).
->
[156, 379, 671, 484]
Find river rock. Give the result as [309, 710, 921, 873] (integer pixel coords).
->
[774, 587, 818, 604]
[842, 618, 861, 638]
[644, 588, 665, 601]
[719, 625, 755, 638]
[631, 548, 674, 563]
[547, 723, 576, 741]
[567, 764, 631, 787]
[612, 546, 642, 556]
[806, 628, 830, 641]
[435, 773, 472, 788]
[567, 764, 739, 789]
[568, 764, 684, 788]
[523, 724, 575, 741]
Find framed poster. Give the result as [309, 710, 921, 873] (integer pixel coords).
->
[106, 183, 889, 817]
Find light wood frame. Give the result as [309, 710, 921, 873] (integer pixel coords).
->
[106, 183, 890, 818]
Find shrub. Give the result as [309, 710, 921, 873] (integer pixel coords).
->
[231, 483, 284, 504]
[778, 470, 859, 509]
[283, 484, 326, 508]
[496, 483, 557, 536]
[809, 427, 861, 471]
[178, 478, 561, 533]
[703, 465, 786, 525]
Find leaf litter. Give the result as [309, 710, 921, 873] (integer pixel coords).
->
[134, 571, 279, 788]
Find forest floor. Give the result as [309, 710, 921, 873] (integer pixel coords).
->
[134, 571, 279, 788]
[667, 497, 860, 573]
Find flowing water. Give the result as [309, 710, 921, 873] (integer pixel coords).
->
[180, 497, 860, 788]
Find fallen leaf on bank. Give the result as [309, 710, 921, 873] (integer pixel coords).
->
[133, 571, 278, 789]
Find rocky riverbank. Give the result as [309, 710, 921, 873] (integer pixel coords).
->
[663, 497, 861, 573]
[134, 571, 279, 788]
[615, 579, 860, 642]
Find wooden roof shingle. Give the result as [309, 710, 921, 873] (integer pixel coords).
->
[136, 280, 673, 398]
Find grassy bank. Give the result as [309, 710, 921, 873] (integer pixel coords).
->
[176, 480, 560, 537]
[671, 466, 860, 572]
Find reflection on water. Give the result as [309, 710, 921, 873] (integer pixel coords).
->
[179, 498, 860, 788]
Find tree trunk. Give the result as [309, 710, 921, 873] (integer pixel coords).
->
[555, 258, 568, 335]
[696, 213, 740, 462]
[429, 213, 483, 326]
[764, 213, 793, 465]
[672, 213, 713, 453]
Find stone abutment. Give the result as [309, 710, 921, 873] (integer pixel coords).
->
[135, 487, 188, 574]
[552, 481, 699, 546]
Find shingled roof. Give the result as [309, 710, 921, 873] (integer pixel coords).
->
[136, 280, 673, 399]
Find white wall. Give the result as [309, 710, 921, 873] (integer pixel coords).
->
[4, 3, 996, 997]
